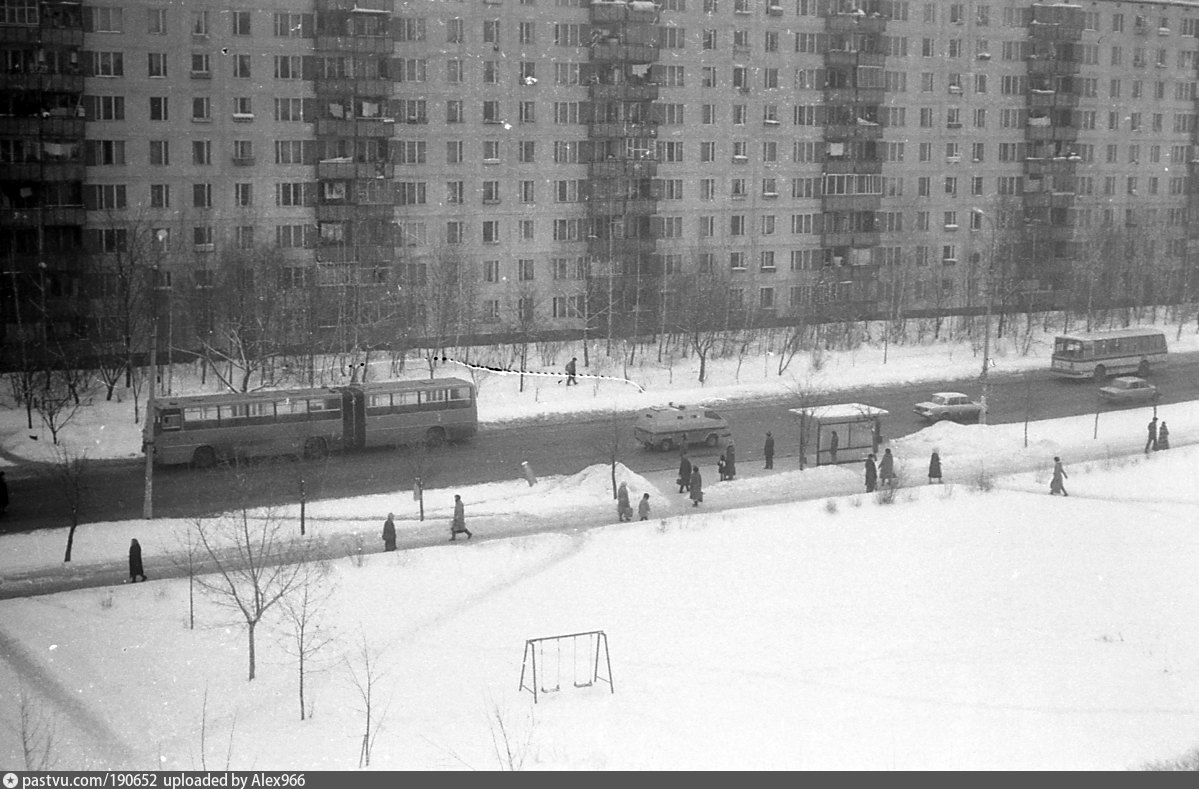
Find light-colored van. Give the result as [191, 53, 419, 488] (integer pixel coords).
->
[633, 404, 732, 452]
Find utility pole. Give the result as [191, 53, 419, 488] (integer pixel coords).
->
[143, 318, 157, 519]
[972, 208, 996, 425]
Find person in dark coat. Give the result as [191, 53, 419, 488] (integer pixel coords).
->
[382, 513, 397, 551]
[1145, 416, 1158, 454]
[0, 470, 8, 518]
[565, 357, 578, 386]
[928, 451, 942, 484]
[689, 466, 703, 506]
[617, 481, 633, 522]
[878, 448, 896, 487]
[865, 454, 878, 493]
[678, 451, 692, 493]
[717, 452, 728, 481]
[1050, 456, 1068, 496]
[638, 493, 651, 521]
[829, 430, 840, 464]
[450, 494, 472, 540]
[128, 538, 147, 583]
[725, 443, 736, 480]
[1157, 421, 1170, 450]
[763, 432, 774, 469]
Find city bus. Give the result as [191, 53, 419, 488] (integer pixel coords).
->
[1050, 328, 1168, 381]
[144, 377, 478, 468]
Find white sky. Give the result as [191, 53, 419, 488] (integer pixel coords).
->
[2, 317, 1198, 770]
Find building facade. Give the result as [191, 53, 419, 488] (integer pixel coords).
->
[3, 0, 1199, 357]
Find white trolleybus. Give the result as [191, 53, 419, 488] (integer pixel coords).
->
[144, 378, 478, 467]
[1050, 328, 1168, 381]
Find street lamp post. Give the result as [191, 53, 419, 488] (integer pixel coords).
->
[972, 208, 996, 425]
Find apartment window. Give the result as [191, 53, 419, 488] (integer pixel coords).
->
[192, 10, 209, 36]
[235, 183, 252, 207]
[729, 252, 746, 270]
[89, 51, 124, 77]
[483, 60, 499, 84]
[192, 97, 211, 121]
[483, 220, 500, 244]
[147, 8, 166, 34]
[233, 55, 251, 79]
[518, 141, 535, 163]
[192, 140, 212, 165]
[518, 259, 535, 281]
[702, 66, 717, 87]
[192, 183, 212, 209]
[448, 59, 464, 84]
[149, 140, 169, 166]
[730, 215, 746, 236]
[483, 140, 501, 163]
[482, 181, 501, 204]
[150, 184, 170, 208]
[275, 56, 302, 79]
[190, 53, 211, 78]
[147, 53, 167, 78]
[521, 181, 535, 203]
[85, 140, 126, 166]
[483, 100, 501, 124]
[233, 140, 253, 164]
[274, 13, 311, 37]
[232, 10, 251, 36]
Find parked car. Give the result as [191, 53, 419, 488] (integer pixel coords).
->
[1098, 376, 1160, 404]
[633, 404, 732, 452]
[913, 392, 984, 423]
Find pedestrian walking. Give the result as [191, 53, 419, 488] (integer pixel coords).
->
[382, 513, 397, 552]
[829, 430, 840, 464]
[763, 432, 775, 469]
[1049, 456, 1068, 496]
[1157, 421, 1170, 450]
[0, 470, 8, 519]
[565, 357, 578, 386]
[450, 494, 472, 540]
[1145, 416, 1158, 454]
[864, 454, 878, 493]
[677, 451, 692, 493]
[128, 538, 147, 583]
[717, 452, 728, 481]
[879, 448, 896, 487]
[638, 493, 651, 521]
[689, 466, 703, 507]
[725, 443, 736, 480]
[617, 481, 633, 522]
[928, 450, 942, 484]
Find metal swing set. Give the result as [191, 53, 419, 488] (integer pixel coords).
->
[519, 630, 614, 704]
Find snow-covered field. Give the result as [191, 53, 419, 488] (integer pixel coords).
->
[2, 318, 1199, 770]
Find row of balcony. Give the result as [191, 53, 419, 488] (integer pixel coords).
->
[825, 51, 886, 69]
[1028, 91, 1079, 108]
[1027, 58, 1081, 76]
[0, 72, 83, 93]
[1025, 126, 1079, 142]
[589, 1, 659, 25]
[588, 82, 659, 102]
[0, 116, 85, 137]
[823, 87, 886, 105]
[583, 197, 657, 217]
[1, 206, 85, 227]
[316, 0, 393, 13]
[315, 79, 395, 97]
[314, 35, 394, 54]
[1022, 191, 1075, 210]
[588, 42, 659, 64]
[587, 122, 658, 140]
[316, 160, 394, 180]
[0, 26, 83, 46]
[825, 16, 886, 35]
[588, 160, 657, 179]
[1024, 158, 1081, 177]
[315, 203, 396, 222]
[823, 124, 884, 142]
[822, 159, 883, 175]
[0, 162, 83, 182]
[820, 230, 881, 249]
[314, 117, 397, 137]
[821, 194, 883, 212]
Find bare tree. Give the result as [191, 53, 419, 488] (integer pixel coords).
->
[14, 686, 57, 770]
[49, 445, 89, 562]
[279, 559, 336, 721]
[171, 525, 206, 630]
[345, 630, 390, 768]
[191, 504, 313, 681]
[672, 265, 732, 384]
[32, 368, 91, 444]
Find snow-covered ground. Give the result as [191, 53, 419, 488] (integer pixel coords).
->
[2, 318, 1199, 770]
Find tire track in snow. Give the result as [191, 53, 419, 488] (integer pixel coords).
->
[0, 626, 141, 768]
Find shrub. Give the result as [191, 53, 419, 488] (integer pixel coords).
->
[972, 468, 995, 492]
[1140, 746, 1199, 771]
[874, 482, 900, 506]
[98, 590, 114, 610]
[823, 499, 838, 515]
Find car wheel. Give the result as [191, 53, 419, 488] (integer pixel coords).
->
[192, 446, 217, 469]
[705, 433, 720, 447]
[424, 426, 447, 447]
[303, 437, 328, 460]
[1137, 360, 1151, 378]
[1093, 365, 1107, 382]
[658, 437, 674, 453]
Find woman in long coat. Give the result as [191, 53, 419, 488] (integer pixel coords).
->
[865, 454, 878, 493]
[382, 513, 397, 551]
[928, 451, 942, 484]
[678, 452, 692, 493]
[879, 448, 895, 486]
[617, 482, 632, 522]
[689, 466, 703, 507]
[128, 538, 146, 583]
[724, 443, 736, 480]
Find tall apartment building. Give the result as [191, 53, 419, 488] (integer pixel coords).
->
[3, 0, 1199, 357]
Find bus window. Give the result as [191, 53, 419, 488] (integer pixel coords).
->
[423, 388, 448, 404]
[367, 393, 391, 409]
[161, 409, 183, 431]
[394, 390, 419, 411]
[1054, 338, 1083, 357]
[448, 386, 471, 402]
[278, 399, 307, 417]
[307, 397, 340, 413]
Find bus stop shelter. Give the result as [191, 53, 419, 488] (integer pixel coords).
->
[788, 403, 888, 467]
